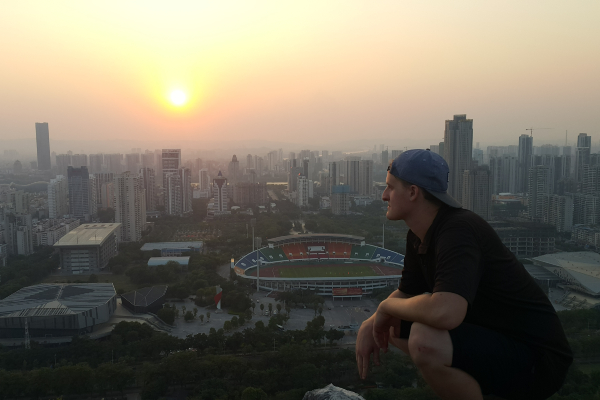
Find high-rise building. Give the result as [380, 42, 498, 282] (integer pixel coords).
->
[233, 183, 268, 206]
[94, 173, 114, 209]
[517, 134, 534, 194]
[543, 195, 573, 232]
[208, 171, 229, 217]
[71, 154, 88, 168]
[165, 168, 192, 217]
[358, 160, 374, 196]
[444, 114, 474, 203]
[331, 185, 350, 215]
[345, 158, 360, 193]
[114, 172, 146, 242]
[295, 176, 313, 207]
[246, 154, 254, 169]
[391, 150, 403, 160]
[35, 122, 51, 170]
[462, 166, 492, 220]
[48, 175, 69, 219]
[327, 162, 340, 195]
[67, 166, 95, 222]
[105, 154, 123, 174]
[140, 168, 156, 211]
[490, 155, 518, 194]
[162, 148, 181, 191]
[228, 155, 240, 183]
[575, 133, 592, 185]
[56, 154, 72, 176]
[527, 165, 551, 222]
[199, 169, 210, 191]
[89, 154, 104, 174]
[100, 182, 114, 210]
[381, 149, 389, 166]
[125, 153, 141, 173]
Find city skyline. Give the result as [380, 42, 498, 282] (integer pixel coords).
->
[1, 1, 599, 152]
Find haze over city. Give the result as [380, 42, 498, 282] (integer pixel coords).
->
[2, 1, 599, 157]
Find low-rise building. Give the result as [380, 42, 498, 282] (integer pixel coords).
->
[53, 223, 121, 274]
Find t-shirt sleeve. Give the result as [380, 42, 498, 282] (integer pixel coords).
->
[399, 233, 428, 296]
[433, 221, 482, 304]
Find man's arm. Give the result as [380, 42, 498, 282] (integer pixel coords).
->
[373, 291, 467, 349]
[356, 289, 411, 379]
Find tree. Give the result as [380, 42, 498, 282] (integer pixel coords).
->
[184, 311, 194, 322]
[325, 328, 345, 345]
[199, 314, 204, 323]
[207, 311, 211, 322]
[318, 306, 323, 316]
[239, 315, 245, 326]
[268, 303, 273, 316]
[88, 274, 98, 283]
[193, 307, 198, 317]
[276, 303, 282, 314]
[241, 387, 268, 400]
[157, 307, 175, 325]
[314, 302, 318, 316]
[251, 302, 256, 314]
[231, 316, 239, 329]
[245, 309, 253, 321]
[223, 320, 232, 332]
[260, 304, 264, 314]
[182, 305, 187, 314]
[286, 306, 291, 316]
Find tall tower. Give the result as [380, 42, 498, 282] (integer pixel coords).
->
[575, 133, 592, 184]
[114, 172, 146, 242]
[161, 149, 181, 189]
[358, 160, 374, 196]
[35, 122, 51, 170]
[228, 155, 240, 183]
[48, 175, 69, 219]
[345, 157, 361, 193]
[444, 114, 473, 203]
[67, 166, 93, 221]
[140, 168, 156, 211]
[518, 134, 533, 194]
[211, 171, 229, 213]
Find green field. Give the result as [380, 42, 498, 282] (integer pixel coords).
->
[277, 265, 376, 278]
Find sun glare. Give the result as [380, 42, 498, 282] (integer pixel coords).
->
[169, 90, 187, 107]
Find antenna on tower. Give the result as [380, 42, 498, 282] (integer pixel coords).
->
[565, 130, 568, 146]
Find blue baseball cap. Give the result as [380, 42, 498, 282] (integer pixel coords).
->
[388, 149, 462, 208]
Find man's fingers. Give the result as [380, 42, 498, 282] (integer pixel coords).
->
[361, 354, 369, 379]
[373, 347, 381, 366]
[357, 354, 363, 377]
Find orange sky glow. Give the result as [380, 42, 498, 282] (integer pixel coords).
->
[1, 1, 599, 151]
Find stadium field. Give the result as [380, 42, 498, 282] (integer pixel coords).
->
[245, 262, 402, 278]
[278, 265, 375, 278]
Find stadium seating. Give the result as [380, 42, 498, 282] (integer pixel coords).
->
[350, 244, 377, 260]
[259, 247, 289, 262]
[281, 243, 309, 260]
[389, 253, 405, 265]
[328, 243, 351, 258]
[236, 254, 257, 270]
[370, 247, 400, 262]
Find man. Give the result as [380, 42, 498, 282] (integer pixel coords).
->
[356, 149, 572, 400]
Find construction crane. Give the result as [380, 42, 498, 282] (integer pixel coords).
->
[526, 127, 550, 137]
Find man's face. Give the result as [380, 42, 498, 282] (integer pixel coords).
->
[382, 172, 411, 221]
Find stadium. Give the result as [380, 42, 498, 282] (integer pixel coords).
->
[0, 283, 117, 339]
[234, 234, 404, 298]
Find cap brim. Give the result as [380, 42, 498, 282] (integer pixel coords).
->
[429, 191, 462, 208]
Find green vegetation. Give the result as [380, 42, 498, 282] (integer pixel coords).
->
[0, 247, 59, 299]
[278, 265, 378, 278]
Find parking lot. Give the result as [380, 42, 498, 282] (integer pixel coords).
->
[167, 291, 379, 344]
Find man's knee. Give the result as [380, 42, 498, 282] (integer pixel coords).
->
[407, 322, 453, 369]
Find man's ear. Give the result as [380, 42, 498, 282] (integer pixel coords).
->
[409, 185, 419, 201]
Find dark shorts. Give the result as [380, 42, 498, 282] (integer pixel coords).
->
[400, 321, 570, 400]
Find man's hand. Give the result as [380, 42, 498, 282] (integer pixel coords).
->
[372, 299, 402, 350]
[356, 316, 383, 379]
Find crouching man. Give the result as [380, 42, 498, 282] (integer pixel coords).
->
[356, 149, 572, 400]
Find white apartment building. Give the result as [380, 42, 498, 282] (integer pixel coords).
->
[114, 172, 146, 242]
[48, 175, 69, 219]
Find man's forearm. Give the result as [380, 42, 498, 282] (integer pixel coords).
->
[378, 292, 466, 331]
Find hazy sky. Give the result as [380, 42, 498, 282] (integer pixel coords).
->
[1, 1, 599, 152]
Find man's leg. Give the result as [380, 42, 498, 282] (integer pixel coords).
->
[407, 322, 483, 400]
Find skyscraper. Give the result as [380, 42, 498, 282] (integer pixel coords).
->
[490, 155, 518, 194]
[199, 169, 210, 191]
[208, 171, 229, 217]
[67, 166, 94, 221]
[444, 114, 473, 203]
[48, 175, 68, 219]
[114, 172, 146, 242]
[140, 168, 156, 211]
[527, 165, 551, 221]
[575, 133, 592, 185]
[358, 160, 374, 196]
[89, 154, 104, 174]
[35, 122, 51, 170]
[228, 155, 240, 183]
[518, 134, 533, 193]
[345, 158, 360, 193]
[165, 168, 192, 217]
[462, 166, 492, 220]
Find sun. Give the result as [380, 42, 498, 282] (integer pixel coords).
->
[169, 90, 187, 106]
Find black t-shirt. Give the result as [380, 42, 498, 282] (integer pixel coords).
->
[399, 206, 572, 363]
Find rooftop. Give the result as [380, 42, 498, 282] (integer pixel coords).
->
[54, 223, 121, 247]
[532, 252, 600, 295]
[0, 283, 116, 318]
[140, 241, 203, 251]
[121, 286, 168, 307]
[147, 256, 190, 266]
